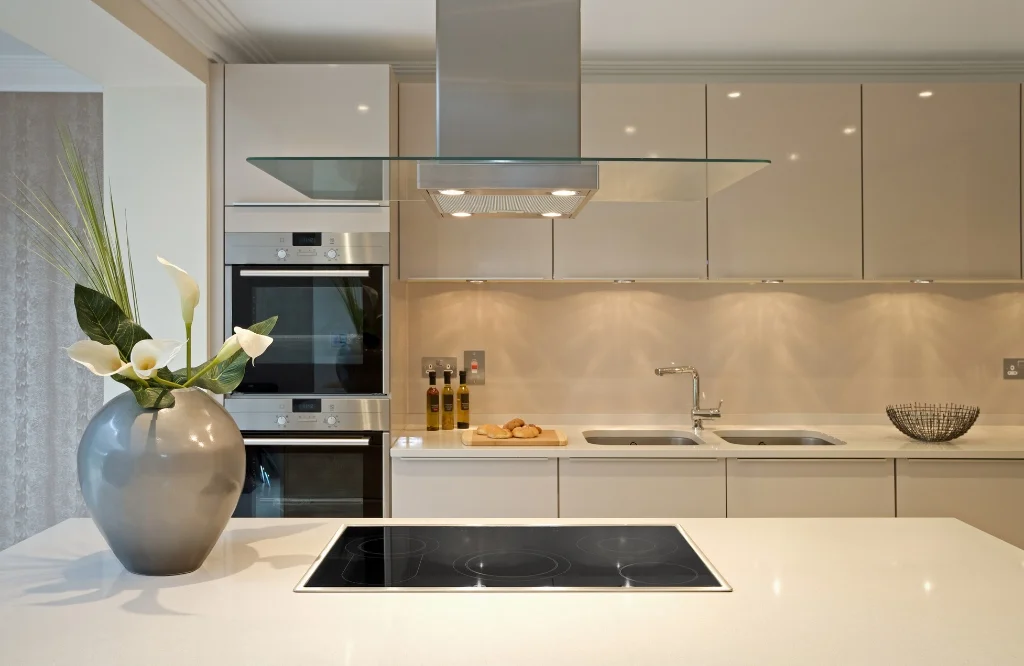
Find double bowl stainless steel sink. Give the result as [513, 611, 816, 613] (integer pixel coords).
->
[583, 429, 844, 447]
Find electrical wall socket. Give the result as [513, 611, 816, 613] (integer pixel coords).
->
[464, 350, 485, 385]
[1004, 358, 1024, 379]
[422, 356, 457, 379]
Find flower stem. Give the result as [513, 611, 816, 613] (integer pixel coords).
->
[185, 322, 192, 381]
[151, 375, 185, 390]
[182, 359, 218, 388]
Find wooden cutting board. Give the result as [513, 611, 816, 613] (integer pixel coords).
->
[461, 428, 568, 447]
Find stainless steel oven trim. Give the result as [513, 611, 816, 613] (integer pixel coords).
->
[231, 202, 385, 208]
[238, 269, 372, 278]
[294, 523, 732, 593]
[243, 437, 372, 447]
[382, 431, 391, 518]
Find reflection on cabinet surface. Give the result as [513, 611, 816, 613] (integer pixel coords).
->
[726, 458, 896, 518]
[707, 84, 863, 279]
[554, 83, 708, 280]
[863, 83, 1021, 280]
[398, 83, 553, 280]
[558, 458, 726, 518]
[896, 459, 1024, 549]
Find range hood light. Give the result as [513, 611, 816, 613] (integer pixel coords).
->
[552, 190, 578, 196]
[542, 212, 562, 218]
[439, 189, 465, 196]
[451, 211, 472, 218]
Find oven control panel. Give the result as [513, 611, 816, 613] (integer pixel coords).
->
[224, 396, 390, 432]
[225, 231, 389, 266]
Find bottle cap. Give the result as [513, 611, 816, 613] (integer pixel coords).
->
[443, 369, 452, 383]
[428, 370, 436, 384]
[459, 369, 467, 383]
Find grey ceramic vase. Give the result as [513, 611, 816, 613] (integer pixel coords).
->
[77, 388, 245, 576]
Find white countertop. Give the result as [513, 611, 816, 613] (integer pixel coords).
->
[2, 517, 1024, 665]
[392, 424, 1024, 458]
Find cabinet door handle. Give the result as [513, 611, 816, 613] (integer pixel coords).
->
[401, 456, 552, 462]
[231, 201, 383, 207]
[243, 438, 371, 447]
[733, 457, 890, 463]
[567, 457, 720, 462]
[239, 269, 371, 278]
[902, 458, 1008, 463]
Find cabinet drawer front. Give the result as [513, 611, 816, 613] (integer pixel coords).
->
[559, 459, 726, 519]
[391, 458, 558, 518]
[896, 459, 1024, 548]
[726, 458, 895, 518]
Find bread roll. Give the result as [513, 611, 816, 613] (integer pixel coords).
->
[512, 425, 541, 439]
[476, 424, 504, 437]
[503, 418, 526, 431]
[486, 428, 513, 440]
[528, 424, 543, 434]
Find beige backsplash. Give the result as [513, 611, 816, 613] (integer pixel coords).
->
[391, 281, 1024, 426]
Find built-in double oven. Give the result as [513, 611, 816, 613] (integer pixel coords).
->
[224, 231, 390, 518]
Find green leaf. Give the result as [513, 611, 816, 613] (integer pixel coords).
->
[186, 316, 279, 394]
[74, 284, 150, 358]
[111, 374, 175, 409]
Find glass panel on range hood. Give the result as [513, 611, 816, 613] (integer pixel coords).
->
[245, 156, 770, 206]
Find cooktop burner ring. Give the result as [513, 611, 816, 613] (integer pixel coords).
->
[453, 549, 572, 582]
[618, 562, 699, 587]
[576, 534, 679, 560]
[345, 535, 439, 559]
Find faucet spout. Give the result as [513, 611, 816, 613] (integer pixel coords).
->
[654, 365, 720, 431]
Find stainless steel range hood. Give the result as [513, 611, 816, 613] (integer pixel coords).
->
[417, 0, 598, 219]
[244, 1, 769, 216]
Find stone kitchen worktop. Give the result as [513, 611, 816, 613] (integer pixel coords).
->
[1, 517, 1023, 665]
[391, 424, 1024, 458]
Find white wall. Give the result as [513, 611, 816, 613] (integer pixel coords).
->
[103, 86, 208, 399]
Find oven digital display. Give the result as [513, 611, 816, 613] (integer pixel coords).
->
[292, 232, 322, 247]
[292, 398, 322, 413]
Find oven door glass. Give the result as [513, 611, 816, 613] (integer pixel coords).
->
[230, 265, 384, 394]
[234, 432, 384, 518]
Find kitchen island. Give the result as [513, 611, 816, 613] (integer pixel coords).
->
[1, 517, 1023, 665]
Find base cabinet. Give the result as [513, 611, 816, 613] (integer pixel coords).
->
[896, 459, 1024, 549]
[726, 458, 896, 518]
[559, 458, 726, 518]
[391, 457, 558, 518]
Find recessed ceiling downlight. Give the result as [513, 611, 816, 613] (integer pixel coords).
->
[451, 211, 472, 218]
[439, 189, 465, 196]
[552, 190, 578, 196]
[542, 212, 562, 217]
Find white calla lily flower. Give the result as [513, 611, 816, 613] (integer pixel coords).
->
[129, 339, 183, 378]
[234, 326, 273, 362]
[157, 256, 200, 325]
[212, 327, 274, 365]
[67, 340, 131, 377]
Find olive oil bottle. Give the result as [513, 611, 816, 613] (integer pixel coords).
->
[441, 370, 455, 430]
[426, 371, 440, 431]
[456, 370, 470, 429]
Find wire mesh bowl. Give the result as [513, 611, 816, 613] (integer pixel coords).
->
[885, 403, 980, 442]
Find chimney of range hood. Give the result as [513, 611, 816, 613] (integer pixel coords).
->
[417, 0, 599, 219]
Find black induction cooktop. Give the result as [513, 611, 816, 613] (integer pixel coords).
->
[296, 525, 730, 591]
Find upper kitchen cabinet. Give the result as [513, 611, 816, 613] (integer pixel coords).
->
[553, 83, 708, 280]
[863, 83, 1021, 280]
[224, 64, 394, 209]
[707, 84, 863, 280]
[398, 83, 553, 280]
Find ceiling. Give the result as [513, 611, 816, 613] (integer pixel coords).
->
[146, 0, 1024, 65]
[0, 28, 100, 92]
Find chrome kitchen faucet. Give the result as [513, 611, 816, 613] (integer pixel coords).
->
[654, 366, 723, 431]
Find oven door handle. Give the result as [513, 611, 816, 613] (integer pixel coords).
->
[243, 437, 372, 447]
[238, 269, 371, 278]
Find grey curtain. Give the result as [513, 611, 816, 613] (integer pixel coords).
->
[0, 92, 104, 550]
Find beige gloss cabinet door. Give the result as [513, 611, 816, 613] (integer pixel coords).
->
[558, 458, 726, 518]
[398, 83, 554, 280]
[391, 457, 558, 518]
[554, 83, 708, 280]
[862, 83, 1021, 280]
[707, 84, 863, 279]
[726, 458, 896, 517]
[896, 459, 1024, 549]
[224, 64, 393, 205]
